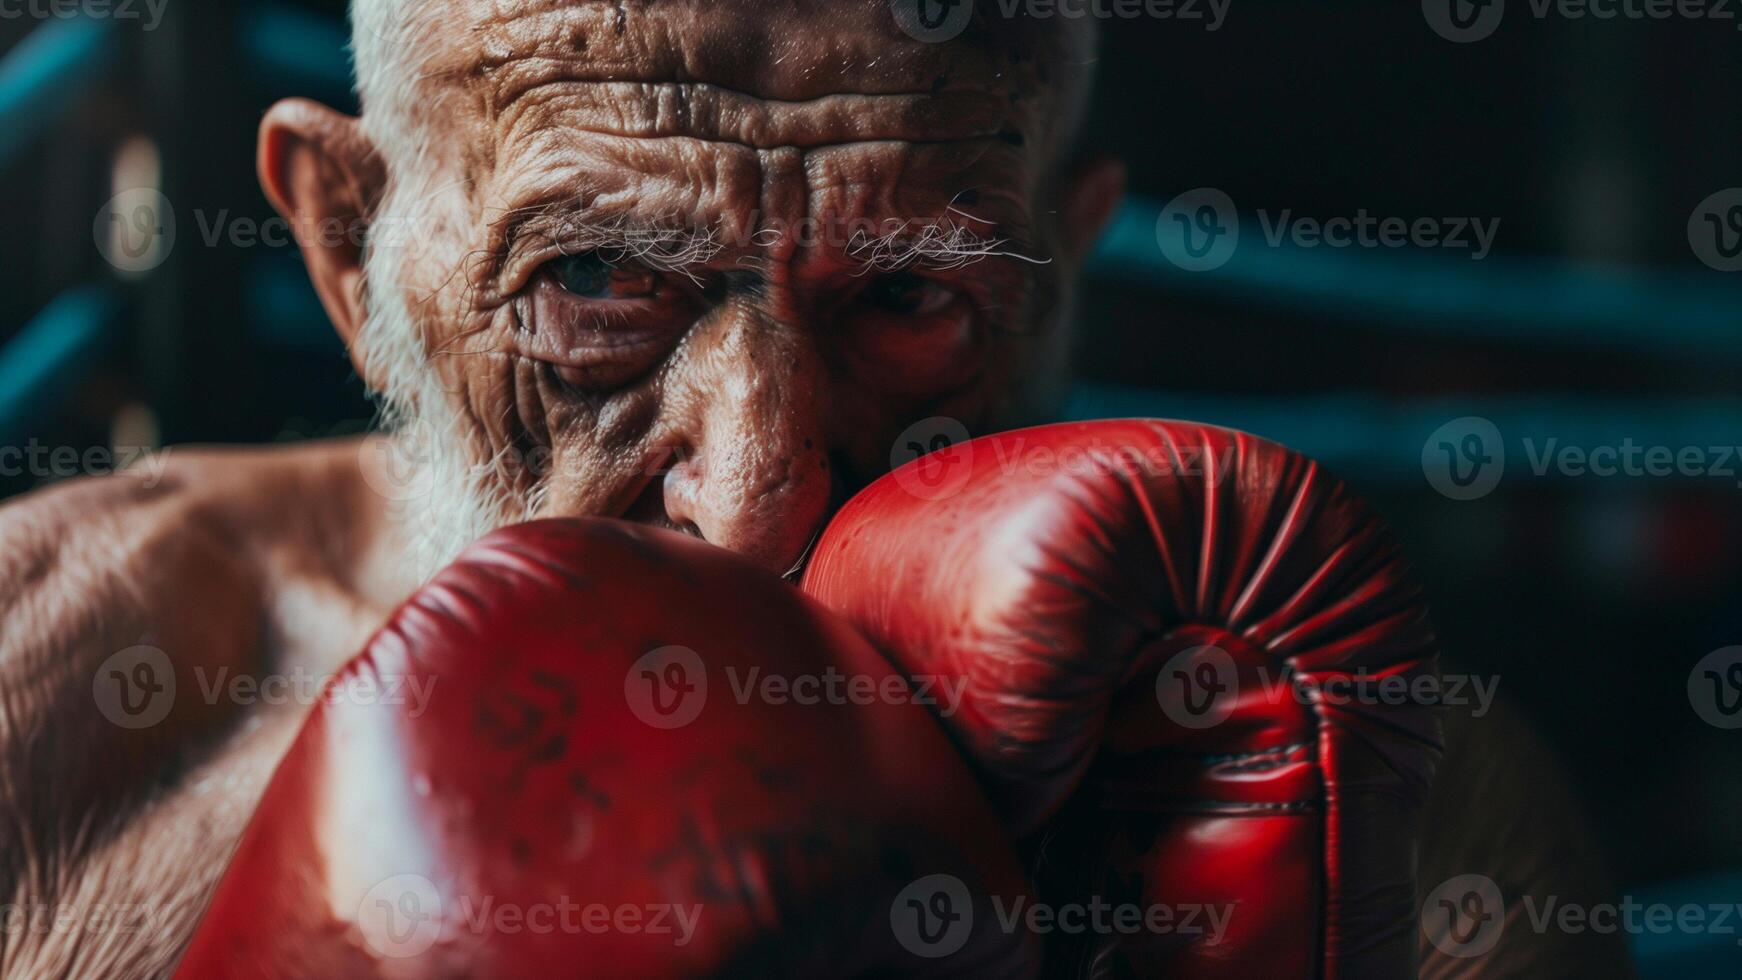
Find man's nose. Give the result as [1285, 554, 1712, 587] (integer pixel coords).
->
[658, 306, 833, 577]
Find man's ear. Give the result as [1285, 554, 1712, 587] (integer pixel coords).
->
[258, 98, 386, 353]
[1056, 155, 1126, 268]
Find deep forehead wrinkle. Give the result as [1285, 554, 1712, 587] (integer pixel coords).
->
[446, 0, 1038, 98]
[411, 0, 1057, 149]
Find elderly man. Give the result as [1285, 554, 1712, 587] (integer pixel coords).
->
[1, 2, 1622, 978]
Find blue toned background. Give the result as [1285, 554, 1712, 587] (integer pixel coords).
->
[0, 2, 1737, 974]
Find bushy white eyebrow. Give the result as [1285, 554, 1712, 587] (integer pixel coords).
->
[503, 201, 1047, 280]
[845, 215, 1047, 274]
[543, 213, 724, 273]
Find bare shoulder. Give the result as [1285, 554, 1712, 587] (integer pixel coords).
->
[0, 436, 396, 712]
[0, 440, 379, 785]
[0, 437, 380, 736]
[0, 438, 391, 980]
[0, 445, 272, 675]
[0, 437, 379, 598]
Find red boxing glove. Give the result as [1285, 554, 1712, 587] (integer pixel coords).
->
[802, 420, 1443, 978]
[176, 519, 1038, 978]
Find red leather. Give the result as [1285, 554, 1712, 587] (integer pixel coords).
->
[176, 519, 1038, 979]
[801, 419, 1443, 978]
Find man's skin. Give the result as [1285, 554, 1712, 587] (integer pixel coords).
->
[0, 443, 405, 976]
[0, 4, 1116, 976]
[0, 3, 1624, 978]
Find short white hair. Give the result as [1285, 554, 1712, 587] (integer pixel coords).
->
[349, 0, 440, 176]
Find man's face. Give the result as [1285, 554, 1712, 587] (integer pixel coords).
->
[356, 1, 1094, 576]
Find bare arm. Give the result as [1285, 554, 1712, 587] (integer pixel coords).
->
[0, 466, 267, 977]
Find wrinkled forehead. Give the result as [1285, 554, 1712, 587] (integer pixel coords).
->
[424, 0, 1068, 111]
[364, 0, 1093, 272]
[401, 0, 1079, 174]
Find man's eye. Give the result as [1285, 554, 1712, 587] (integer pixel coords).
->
[860, 272, 954, 316]
[546, 252, 655, 300]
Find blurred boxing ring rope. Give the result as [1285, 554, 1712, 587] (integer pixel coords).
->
[0, 17, 123, 447]
[0, 6, 1732, 977]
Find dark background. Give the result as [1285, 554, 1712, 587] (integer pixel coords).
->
[1, 0, 1737, 969]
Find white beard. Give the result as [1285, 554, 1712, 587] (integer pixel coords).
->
[355, 192, 540, 582]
